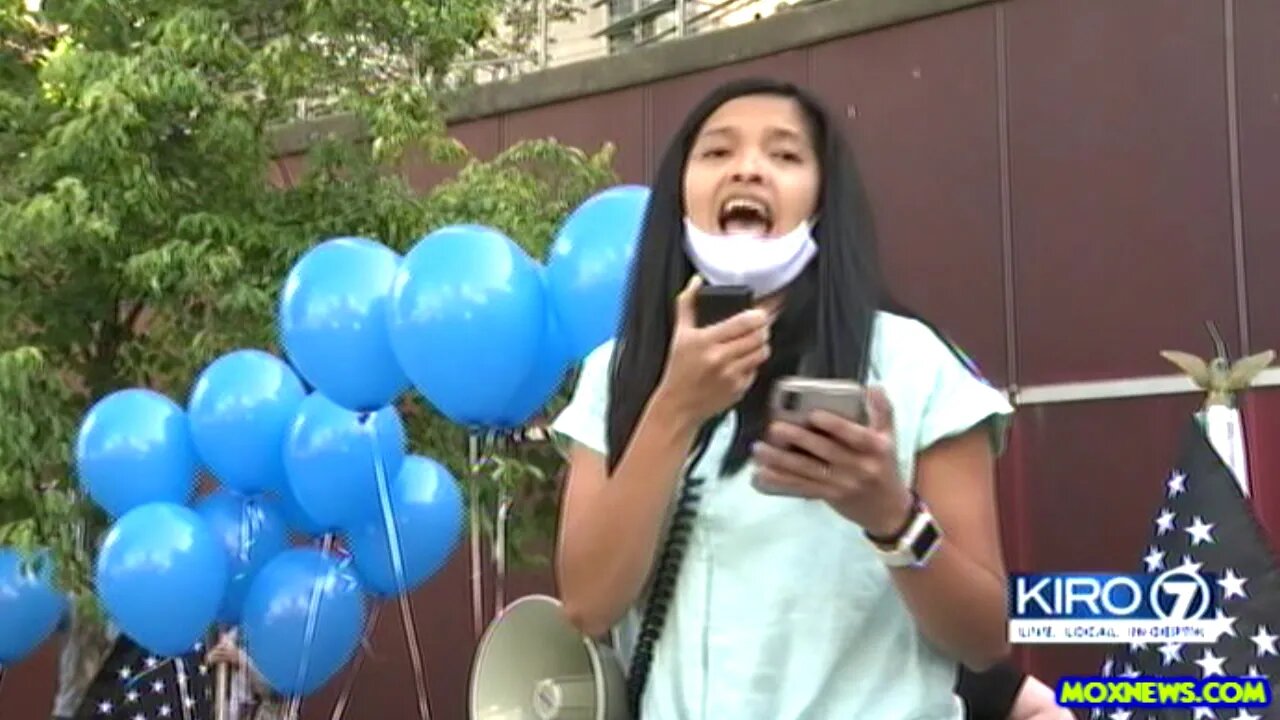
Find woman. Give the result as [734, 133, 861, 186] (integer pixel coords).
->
[551, 77, 1014, 718]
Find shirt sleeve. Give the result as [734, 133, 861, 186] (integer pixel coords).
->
[915, 331, 1015, 456]
[550, 340, 615, 456]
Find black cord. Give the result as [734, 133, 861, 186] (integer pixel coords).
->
[625, 422, 718, 718]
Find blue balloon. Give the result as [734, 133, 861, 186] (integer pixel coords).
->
[386, 225, 546, 427]
[272, 485, 328, 539]
[74, 389, 199, 518]
[187, 350, 306, 494]
[495, 297, 571, 428]
[545, 185, 650, 360]
[284, 393, 407, 532]
[278, 237, 410, 413]
[241, 548, 365, 695]
[195, 491, 289, 624]
[347, 455, 464, 597]
[95, 503, 229, 656]
[0, 549, 67, 664]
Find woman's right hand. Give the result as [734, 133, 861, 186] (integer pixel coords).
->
[655, 275, 773, 425]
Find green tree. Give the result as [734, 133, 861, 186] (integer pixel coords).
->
[0, 0, 615, 616]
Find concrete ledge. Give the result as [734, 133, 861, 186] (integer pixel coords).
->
[451, 0, 992, 121]
[269, 0, 993, 156]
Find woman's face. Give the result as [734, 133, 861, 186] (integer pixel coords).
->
[683, 94, 820, 239]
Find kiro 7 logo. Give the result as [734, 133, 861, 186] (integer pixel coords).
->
[1149, 568, 1214, 620]
[1012, 568, 1216, 621]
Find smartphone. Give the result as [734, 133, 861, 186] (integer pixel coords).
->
[769, 376, 869, 426]
[695, 284, 753, 328]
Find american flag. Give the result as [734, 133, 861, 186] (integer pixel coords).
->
[1093, 418, 1280, 720]
[74, 635, 215, 720]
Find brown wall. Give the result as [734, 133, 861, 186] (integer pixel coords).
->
[5, 0, 1280, 717]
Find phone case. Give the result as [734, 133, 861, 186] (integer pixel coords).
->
[769, 377, 869, 426]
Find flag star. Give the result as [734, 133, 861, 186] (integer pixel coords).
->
[192, 641, 203, 651]
[125, 690, 140, 703]
[1158, 642, 1184, 665]
[1121, 664, 1140, 678]
[199, 664, 209, 675]
[1250, 625, 1278, 657]
[1228, 711, 1260, 720]
[1244, 664, 1266, 680]
[144, 656, 159, 668]
[151, 679, 165, 693]
[1218, 569, 1248, 600]
[1128, 640, 1148, 653]
[1168, 470, 1187, 497]
[1211, 609, 1238, 639]
[1195, 648, 1226, 676]
[118, 666, 133, 680]
[184, 696, 197, 708]
[1184, 516, 1215, 546]
[97, 701, 113, 714]
[1143, 547, 1165, 571]
[133, 713, 145, 720]
[1156, 509, 1177, 535]
[1178, 555, 1204, 574]
[1109, 710, 1132, 720]
[1192, 708, 1216, 720]
[159, 705, 172, 717]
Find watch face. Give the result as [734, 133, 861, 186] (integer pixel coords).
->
[910, 521, 940, 559]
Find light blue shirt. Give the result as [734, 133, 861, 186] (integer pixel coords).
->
[552, 311, 1014, 719]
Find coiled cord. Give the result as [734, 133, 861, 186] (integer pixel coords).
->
[625, 424, 718, 718]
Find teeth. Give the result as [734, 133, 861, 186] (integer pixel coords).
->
[721, 197, 770, 220]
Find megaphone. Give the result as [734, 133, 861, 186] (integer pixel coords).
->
[469, 594, 630, 720]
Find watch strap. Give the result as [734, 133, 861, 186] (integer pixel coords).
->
[871, 504, 942, 568]
[864, 490, 921, 546]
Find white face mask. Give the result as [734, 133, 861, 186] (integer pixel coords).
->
[683, 218, 818, 298]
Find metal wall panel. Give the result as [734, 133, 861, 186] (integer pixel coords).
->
[808, 5, 1010, 385]
[503, 87, 648, 184]
[1234, 0, 1280, 356]
[1005, 0, 1240, 384]
[403, 117, 504, 193]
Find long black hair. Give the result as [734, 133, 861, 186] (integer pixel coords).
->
[605, 77, 913, 477]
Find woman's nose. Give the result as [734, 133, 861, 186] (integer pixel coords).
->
[729, 150, 766, 183]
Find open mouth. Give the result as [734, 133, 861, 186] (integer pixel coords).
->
[718, 196, 774, 236]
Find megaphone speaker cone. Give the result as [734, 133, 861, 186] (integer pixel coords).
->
[469, 595, 630, 720]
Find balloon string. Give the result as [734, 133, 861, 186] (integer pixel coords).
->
[364, 414, 432, 720]
[175, 658, 195, 720]
[286, 532, 335, 720]
[467, 432, 484, 640]
[327, 603, 383, 720]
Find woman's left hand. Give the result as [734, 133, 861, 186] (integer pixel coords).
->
[751, 386, 914, 536]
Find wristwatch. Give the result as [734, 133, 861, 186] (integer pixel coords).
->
[864, 491, 942, 568]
